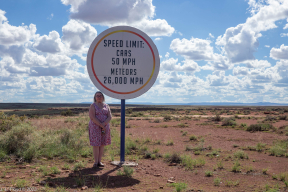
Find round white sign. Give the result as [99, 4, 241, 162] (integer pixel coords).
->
[87, 26, 160, 99]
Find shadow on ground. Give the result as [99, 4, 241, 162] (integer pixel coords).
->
[41, 166, 140, 190]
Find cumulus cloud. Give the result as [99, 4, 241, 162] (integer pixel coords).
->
[249, 67, 278, 84]
[270, 44, 288, 60]
[233, 66, 249, 76]
[0, 45, 26, 63]
[34, 31, 63, 53]
[0, 10, 36, 46]
[245, 59, 271, 68]
[284, 18, 288, 29]
[280, 33, 288, 37]
[133, 19, 174, 36]
[216, 24, 259, 63]
[160, 58, 200, 72]
[207, 71, 230, 86]
[61, 0, 174, 37]
[170, 37, 214, 60]
[62, 19, 97, 52]
[216, 0, 288, 63]
[274, 60, 288, 86]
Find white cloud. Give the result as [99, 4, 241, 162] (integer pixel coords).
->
[0, 9, 36, 46]
[283, 18, 288, 29]
[233, 66, 249, 76]
[165, 52, 169, 58]
[0, 9, 36, 45]
[160, 57, 200, 73]
[47, 13, 54, 20]
[270, 44, 288, 60]
[265, 45, 270, 48]
[33, 31, 63, 53]
[216, 24, 259, 63]
[245, 59, 271, 68]
[61, 0, 174, 37]
[154, 37, 161, 41]
[274, 60, 288, 86]
[0, 45, 26, 63]
[216, 0, 288, 63]
[62, 19, 97, 52]
[170, 37, 214, 60]
[133, 19, 174, 36]
[280, 33, 288, 37]
[209, 33, 214, 38]
[207, 71, 230, 86]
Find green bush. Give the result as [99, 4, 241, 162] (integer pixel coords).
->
[170, 182, 187, 192]
[164, 152, 181, 163]
[246, 123, 274, 132]
[163, 115, 172, 122]
[0, 113, 21, 132]
[130, 112, 144, 117]
[61, 109, 73, 116]
[234, 150, 249, 159]
[222, 117, 236, 126]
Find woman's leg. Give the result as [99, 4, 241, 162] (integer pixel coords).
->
[93, 146, 100, 164]
[98, 145, 105, 163]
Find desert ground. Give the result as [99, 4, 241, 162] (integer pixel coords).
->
[0, 104, 288, 192]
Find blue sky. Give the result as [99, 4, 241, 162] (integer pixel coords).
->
[0, 0, 288, 103]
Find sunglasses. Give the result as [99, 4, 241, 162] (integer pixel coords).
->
[96, 95, 103, 98]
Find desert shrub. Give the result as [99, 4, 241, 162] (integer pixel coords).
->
[164, 152, 181, 163]
[211, 114, 222, 122]
[256, 143, 266, 152]
[110, 118, 127, 127]
[126, 108, 133, 114]
[0, 123, 34, 155]
[269, 140, 288, 157]
[222, 117, 236, 126]
[177, 123, 187, 128]
[214, 177, 221, 186]
[234, 150, 249, 159]
[189, 135, 197, 141]
[278, 115, 287, 120]
[61, 109, 73, 116]
[170, 182, 187, 192]
[231, 160, 241, 172]
[153, 119, 160, 123]
[205, 170, 213, 177]
[166, 140, 174, 146]
[130, 112, 144, 117]
[0, 112, 22, 132]
[263, 115, 277, 122]
[246, 123, 274, 132]
[163, 115, 172, 122]
[125, 138, 138, 155]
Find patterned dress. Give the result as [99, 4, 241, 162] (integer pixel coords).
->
[88, 103, 111, 146]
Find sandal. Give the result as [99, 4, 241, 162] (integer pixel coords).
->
[98, 162, 105, 167]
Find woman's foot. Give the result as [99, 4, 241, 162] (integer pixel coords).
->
[93, 162, 98, 168]
[98, 162, 105, 167]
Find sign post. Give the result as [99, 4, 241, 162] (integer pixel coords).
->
[87, 26, 160, 164]
[120, 99, 125, 162]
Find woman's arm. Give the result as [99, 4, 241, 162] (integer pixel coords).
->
[103, 104, 112, 126]
[89, 104, 105, 128]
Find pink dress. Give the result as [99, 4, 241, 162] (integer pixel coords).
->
[88, 103, 111, 146]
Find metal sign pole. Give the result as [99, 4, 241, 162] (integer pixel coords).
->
[120, 99, 125, 162]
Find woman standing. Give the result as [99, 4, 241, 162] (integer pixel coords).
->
[88, 91, 112, 167]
